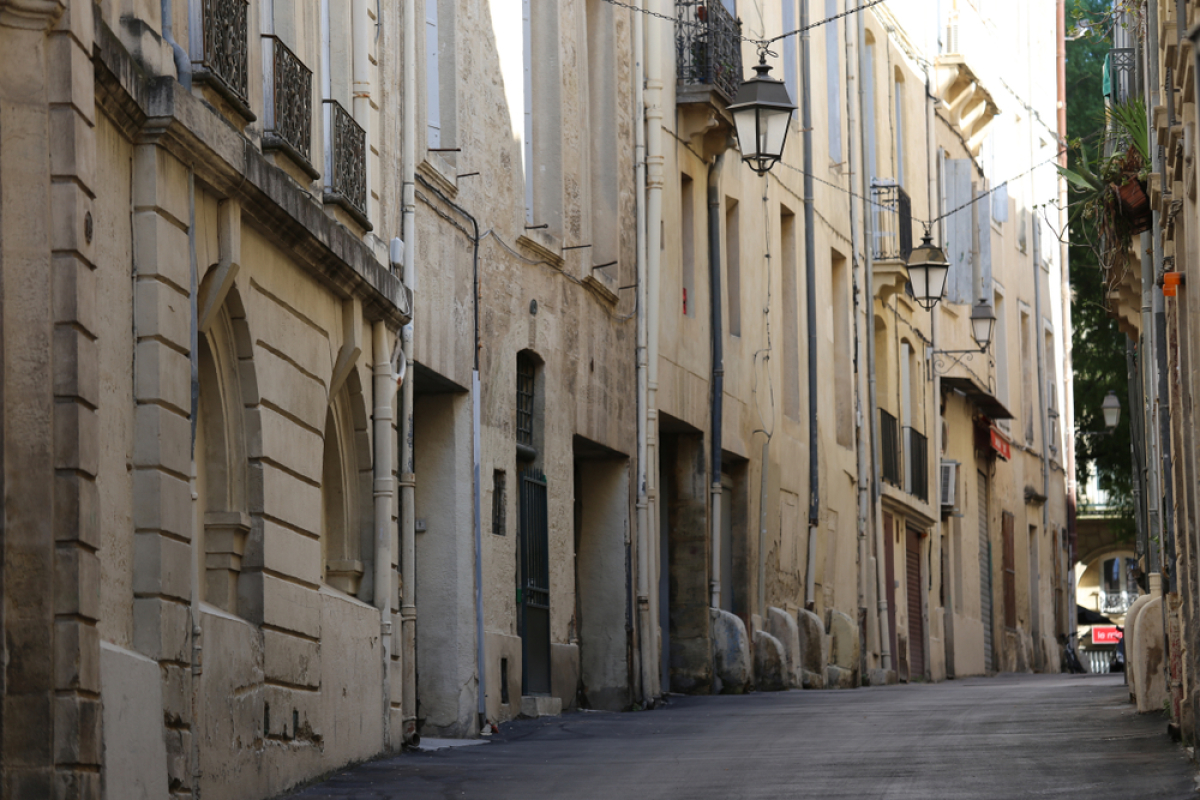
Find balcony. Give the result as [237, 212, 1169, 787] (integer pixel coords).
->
[871, 180, 913, 302]
[675, 0, 742, 157]
[880, 409, 901, 488]
[190, 0, 254, 120]
[262, 36, 318, 179]
[323, 100, 370, 230]
[907, 428, 929, 504]
[1104, 48, 1140, 106]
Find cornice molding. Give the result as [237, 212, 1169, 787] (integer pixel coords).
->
[0, 0, 65, 30]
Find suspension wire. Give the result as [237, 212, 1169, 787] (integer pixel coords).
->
[596, 0, 888, 48]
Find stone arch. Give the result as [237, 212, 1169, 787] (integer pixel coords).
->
[196, 281, 256, 616]
[322, 364, 373, 597]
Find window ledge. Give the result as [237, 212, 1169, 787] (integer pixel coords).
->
[419, 155, 458, 199]
[517, 229, 564, 269]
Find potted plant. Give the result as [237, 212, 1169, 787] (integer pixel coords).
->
[1057, 96, 1151, 256]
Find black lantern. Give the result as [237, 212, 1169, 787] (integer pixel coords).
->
[906, 232, 951, 311]
[969, 301, 996, 350]
[728, 56, 796, 175]
[1101, 390, 1121, 429]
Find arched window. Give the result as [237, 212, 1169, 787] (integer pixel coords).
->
[321, 375, 372, 596]
[196, 302, 252, 615]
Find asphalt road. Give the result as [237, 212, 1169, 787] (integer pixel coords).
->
[284, 673, 1196, 799]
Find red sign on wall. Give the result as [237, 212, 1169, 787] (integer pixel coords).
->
[990, 427, 1012, 461]
[1093, 626, 1123, 645]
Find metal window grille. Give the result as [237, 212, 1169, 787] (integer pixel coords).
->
[880, 409, 901, 487]
[517, 353, 536, 448]
[675, 0, 743, 104]
[1104, 48, 1139, 106]
[262, 35, 314, 171]
[492, 470, 507, 536]
[870, 180, 912, 262]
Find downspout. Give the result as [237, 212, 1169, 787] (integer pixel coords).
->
[1032, 218, 1049, 669]
[645, 0, 665, 699]
[400, 0, 419, 744]
[801, 0, 820, 608]
[634, 0, 654, 706]
[1142, 9, 1162, 584]
[708, 157, 724, 612]
[1056, 0, 1077, 644]
[371, 322, 397, 747]
[846, 1, 870, 670]
[162, 0, 191, 89]
[1148, 0, 1175, 598]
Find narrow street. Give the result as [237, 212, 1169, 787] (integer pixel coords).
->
[285, 674, 1195, 799]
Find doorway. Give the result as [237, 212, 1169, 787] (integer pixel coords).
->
[518, 468, 551, 695]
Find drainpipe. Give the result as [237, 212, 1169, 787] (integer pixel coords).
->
[1056, 0, 1077, 645]
[1032, 218, 1049, 670]
[162, 0, 190, 89]
[849, 1, 871, 674]
[645, 0, 665, 699]
[633, 0, 655, 706]
[1141, 11, 1162, 584]
[708, 157, 724, 612]
[372, 322, 397, 746]
[801, 0, 820, 609]
[400, 0, 419, 744]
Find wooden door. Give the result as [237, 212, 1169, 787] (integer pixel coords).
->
[1002, 511, 1016, 629]
[906, 526, 925, 680]
[883, 512, 898, 671]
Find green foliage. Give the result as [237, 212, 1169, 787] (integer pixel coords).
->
[1066, 0, 1135, 531]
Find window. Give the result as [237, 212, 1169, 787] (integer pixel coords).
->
[782, 206, 800, 419]
[681, 174, 695, 317]
[322, 393, 368, 597]
[726, 198, 741, 337]
[517, 353, 536, 449]
[782, 1, 798, 112]
[894, 69, 905, 187]
[586, 0, 619, 271]
[1045, 328, 1058, 453]
[1002, 511, 1016, 629]
[825, 0, 842, 164]
[863, 33, 877, 182]
[426, 0, 456, 152]
[527, 0, 563, 232]
[994, 288, 1010, 429]
[833, 249, 852, 447]
[492, 470, 507, 536]
[1020, 308, 1034, 443]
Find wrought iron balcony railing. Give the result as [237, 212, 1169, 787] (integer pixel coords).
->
[871, 179, 913, 262]
[323, 100, 370, 229]
[676, 0, 743, 104]
[1100, 590, 1135, 615]
[262, 36, 316, 177]
[880, 409, 901, 488]
[1104, 48, 1140, 106]
[908, 428, 929, 504]
[191, 0, 252, 116]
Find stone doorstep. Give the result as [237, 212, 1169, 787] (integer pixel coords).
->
[519, 695, 563, 719]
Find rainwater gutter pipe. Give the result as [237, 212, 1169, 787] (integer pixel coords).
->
[400, 0, 419, 743]
[849, 0, 871, 673]
[801, 0, 820, 609]
[633, 0, 655, 706]
[645, 0, 665, 699]
[708, 156, 724, 612]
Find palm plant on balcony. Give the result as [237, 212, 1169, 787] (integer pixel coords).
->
[1057, 96, 1151, 261]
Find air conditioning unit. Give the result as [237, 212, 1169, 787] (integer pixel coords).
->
[940, 460, 959, 509]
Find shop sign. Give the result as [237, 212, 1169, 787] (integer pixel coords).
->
[1093, 626, 1123, 645]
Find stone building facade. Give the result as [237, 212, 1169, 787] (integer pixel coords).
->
[0, 0, 1072, 798]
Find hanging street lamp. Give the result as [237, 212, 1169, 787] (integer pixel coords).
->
[729, 53, 796, 175]
[1101, 390, 1121, 430]
[906, 230, 951, 311]
[969, 301, 997, 351]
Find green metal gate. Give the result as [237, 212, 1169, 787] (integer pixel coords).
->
[519, 468, 551, 695]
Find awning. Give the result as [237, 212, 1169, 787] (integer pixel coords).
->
[941, 374, 1014, 420]
[1078, 605, 1114, 626]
